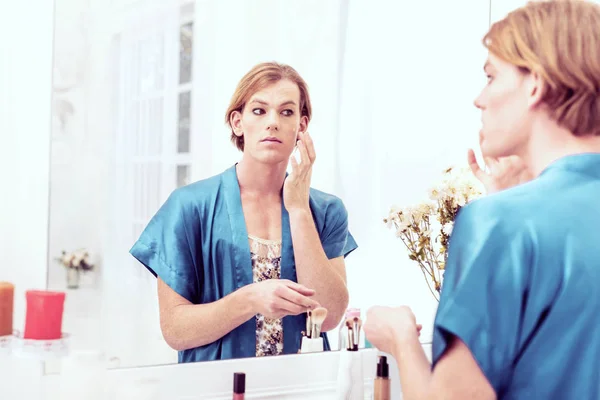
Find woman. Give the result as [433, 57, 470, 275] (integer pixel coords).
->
[130, 62, 357, 363]
[364, 1, 600, 399]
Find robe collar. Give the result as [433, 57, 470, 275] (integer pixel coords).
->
[222, 164, 300, 355]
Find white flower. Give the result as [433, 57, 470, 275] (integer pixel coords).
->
[454, 194, 467, 207]
[386, 206, 403, 228]
[60, 253, 71, 266]
[395, 224, 409, 236]
[442, 222, 453, 235]
[72, 256, 82, 267]
[386, 218, 394, 230]
[428, 186, 443, 201]
[418, 200, 437, 215]
[401, 205, 418, 223]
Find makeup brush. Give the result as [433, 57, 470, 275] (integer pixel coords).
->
[346, 321, 354, 351]
[352, 317, 362, 351]
[310, 307, 328, 339]
[306, 310, 312, 338]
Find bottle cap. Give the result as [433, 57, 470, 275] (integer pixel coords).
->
[377, 356, 389, 378]
[233, 372, 246, 394]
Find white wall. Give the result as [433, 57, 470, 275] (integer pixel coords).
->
[0, 0, 55, 397]
[47, 0, 107, 291]
[491, 0, 528, 21]
[338, 0, 492, 338]
[0, 0, 54, 342]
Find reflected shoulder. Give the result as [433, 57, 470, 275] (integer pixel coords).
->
[308, 187, 347, 213]
[167, 171, 226, 208]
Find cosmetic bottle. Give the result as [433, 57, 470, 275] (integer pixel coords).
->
[374, 356, 391, 400]
[233, 372, 245, 400]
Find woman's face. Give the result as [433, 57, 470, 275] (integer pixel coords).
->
[231, 79, 308, 164]
[474, 53, 536, 158]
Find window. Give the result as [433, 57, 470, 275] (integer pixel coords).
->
[175, 15, 193, 188]
[112, 4, 196, 267]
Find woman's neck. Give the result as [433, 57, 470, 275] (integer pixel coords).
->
[521, 119, 600, 177]
[236, 156, 287, 196]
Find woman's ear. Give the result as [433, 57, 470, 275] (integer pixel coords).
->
[526, 71, 546, 109]
[230, 110, 243, 137]
[299, 115, 309, 134]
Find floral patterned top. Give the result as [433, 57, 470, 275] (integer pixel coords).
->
[249, 235, 284, 357]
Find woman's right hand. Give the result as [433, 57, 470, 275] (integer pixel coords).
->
[468, 149, 533, 194]
[249, 279, 319, 319]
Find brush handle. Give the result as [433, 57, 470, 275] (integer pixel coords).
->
[313, 324, 322, 339]
[347, 328, 354, 351]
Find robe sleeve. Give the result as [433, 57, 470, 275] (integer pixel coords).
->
[432, 200, 532, 393]
[129, 189, 199, 303]
[320, 198, 358, 260]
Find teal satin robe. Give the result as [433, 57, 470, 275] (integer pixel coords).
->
[130, 164, 358, 363]
[432, 153, 600, 399]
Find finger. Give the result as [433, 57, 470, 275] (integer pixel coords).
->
[277, 285, 320, 309]
[484, 156, 499, 166]
[510, 155, 527, 168]
[484, 156, 501, 174]
[297, 139, 311, 169]
[289, 152, 299, 173]
[301, 131, 316, 163]
[282, 280, 316, 296]
[502, 155, 524, 171]
[273, 298, 310, 316]
[467, 149, 488, 181]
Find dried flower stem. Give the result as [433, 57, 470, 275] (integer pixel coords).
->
[385, 166, 484, 302]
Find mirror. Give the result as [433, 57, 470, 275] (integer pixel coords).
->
[46, 0, 496, 372]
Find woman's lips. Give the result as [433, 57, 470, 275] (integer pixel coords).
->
[262, 137, 282, 143]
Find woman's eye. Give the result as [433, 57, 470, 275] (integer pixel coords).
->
[281, 109, 294, 116]
[252, 108, 265, 115]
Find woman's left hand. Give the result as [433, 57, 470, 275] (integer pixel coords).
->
[283, 131, 315, 213]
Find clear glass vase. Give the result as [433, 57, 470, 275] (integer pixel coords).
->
[66, 268, 80, 289]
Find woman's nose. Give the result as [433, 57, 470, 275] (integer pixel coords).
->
[266, 111, 279, 130]
[474, 92, 485, 110]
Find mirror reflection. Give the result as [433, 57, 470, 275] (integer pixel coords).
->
[47, 0, 491, 371]
[128, 61, 358, 363]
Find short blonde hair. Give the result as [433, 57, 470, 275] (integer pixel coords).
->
[225, 62, 312, 151]
[483, 0, 600, 136]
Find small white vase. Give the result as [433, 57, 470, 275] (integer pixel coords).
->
[66, 268, 80, 289]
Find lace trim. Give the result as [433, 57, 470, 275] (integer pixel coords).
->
[249, 235, 281, 259]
